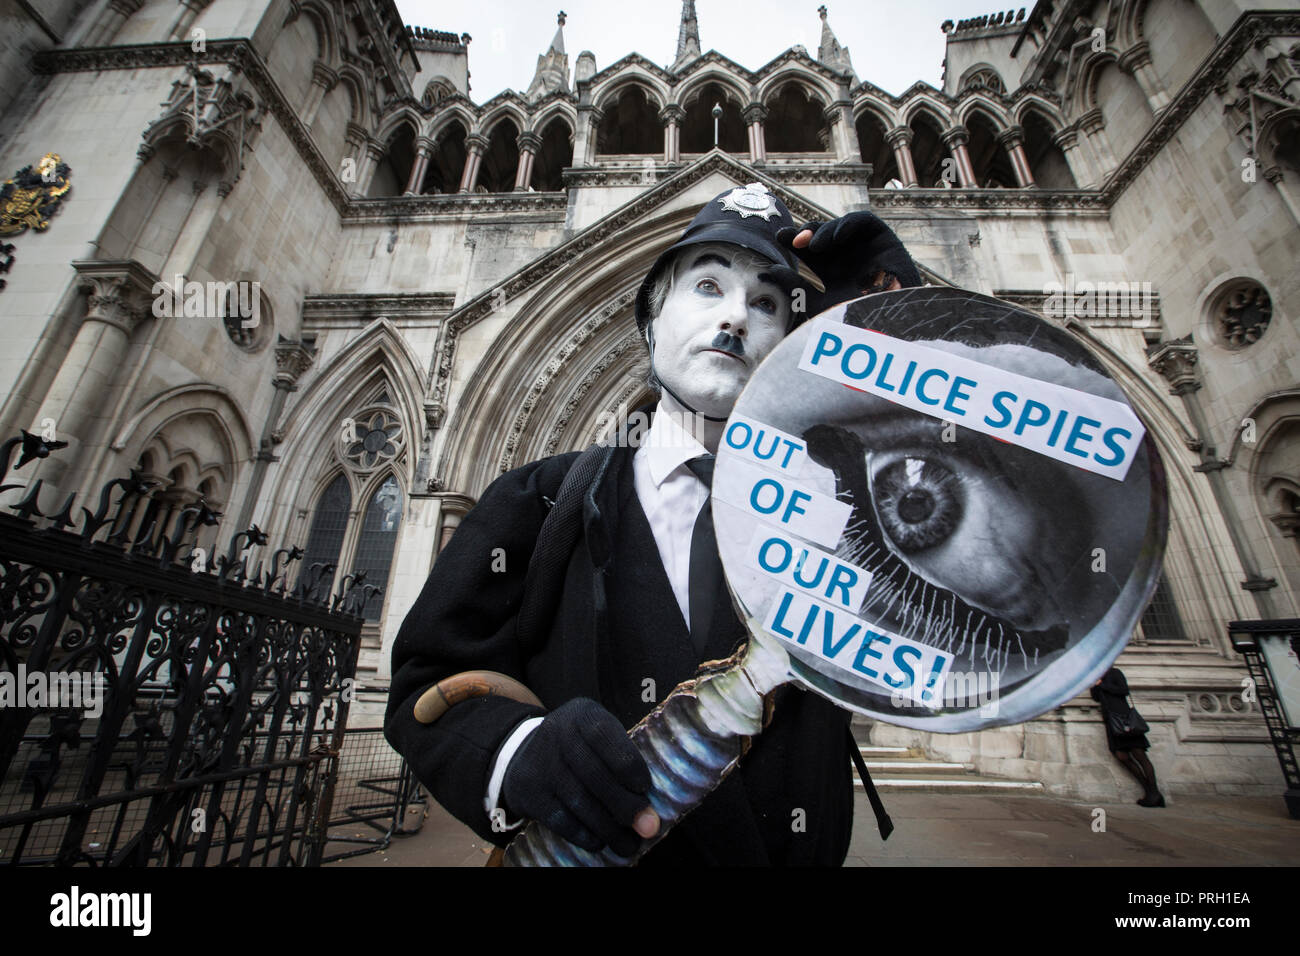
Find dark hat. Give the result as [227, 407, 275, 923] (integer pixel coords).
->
[633, 182, 823, 335]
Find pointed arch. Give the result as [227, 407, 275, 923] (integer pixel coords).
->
[1071, 50, 1119, 117]
[675, 67, 750, 114]
[901, 96, 952, 130]
[592, 73, 670, 114]
[853, 98, 899, 133]
[428, 105, 478, 142]
[955, 97, 1009, 132]
[763, 79, 830, 153]
[679, 80, 747, 154]
[373, 107, 424, 147]
[268, 319, 424, 546]
[595, 83, 663, 154]
[528, 101, 577, 137]
[335, 67, 371, 126]
[754, 67, 839, 107]
[478, 101, 530, 139]
[433, 170, 826, 494]
[1013, 94, 1068, 130]
[110, 384, 255, 465]
[958, 63, 1006, 96]
[295, 0, 342, 66]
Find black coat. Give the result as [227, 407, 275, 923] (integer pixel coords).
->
[385, 434, 856, 865]
[1090, 667, 1149, 752]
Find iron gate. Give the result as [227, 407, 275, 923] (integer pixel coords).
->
[0, 431, 378, 865]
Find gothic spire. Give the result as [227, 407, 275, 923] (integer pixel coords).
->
[526, 11, 570, 102]
[671, 0, 701, 73]
[816, 5, 855, 78]
[549, 9, 566, 55]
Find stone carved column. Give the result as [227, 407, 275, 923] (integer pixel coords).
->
[1078, 108, 1119, 177]
[941, 124, 975, 186]
[85, 0, 144, 46]
[405, 135, 436, 195]
[1052, 126, 1095, 188]
[514, 131, 542, 190]
[885, 126, 918, 186]
[458, 133, 490, 193]
[29, 260, 156, 498]
[1119, 41, 1172, 115]
[998, 124, 1035, 187]
[660, 104, 684, 163]
[356, 138, 387, 197]
[824, 99, 859, 162]
[301, 60, 339, 128]
[743, 102, 768, 163]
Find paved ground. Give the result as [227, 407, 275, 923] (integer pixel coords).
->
[325, 789, 1300, 867]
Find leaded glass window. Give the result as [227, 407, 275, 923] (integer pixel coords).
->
[352, 475, 402, 620]
[301, 473, 351, 600]
[1139, 573, 1187, 642]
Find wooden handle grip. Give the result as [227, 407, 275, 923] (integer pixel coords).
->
[413, 670, 544, 725]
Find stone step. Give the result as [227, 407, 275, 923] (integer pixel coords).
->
[860, 778, 1045, 793]
[857, 745, 914, 758]
[850, 726, 1042, 793]
[860, 759, 972, 774]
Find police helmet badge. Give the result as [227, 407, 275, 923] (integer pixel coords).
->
[717, 182, 780, 220]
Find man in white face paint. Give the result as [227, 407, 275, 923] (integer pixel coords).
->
[387, 183, 922, 865]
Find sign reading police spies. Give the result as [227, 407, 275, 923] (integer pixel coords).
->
[712, 288, 1169, 733]
[797, 317, 1146, 481]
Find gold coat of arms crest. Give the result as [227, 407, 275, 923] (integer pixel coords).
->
[1, 153, 72, 237]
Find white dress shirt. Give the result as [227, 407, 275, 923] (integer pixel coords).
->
[483, 404, 711, 826]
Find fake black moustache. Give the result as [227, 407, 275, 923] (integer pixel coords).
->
[711, 331, 744, 357]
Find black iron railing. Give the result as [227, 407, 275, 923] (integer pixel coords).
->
[0, 431, 379, 865]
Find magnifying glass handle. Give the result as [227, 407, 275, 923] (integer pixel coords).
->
[503, 625, 790, 867]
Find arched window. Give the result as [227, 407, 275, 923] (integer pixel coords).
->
[764, 84, 829, 152]
[856, 111, 898, 187]
[596, 86, 661, 155]
[679, 82, 746, 154]
[478, 118, 521, 193]
[1138, 573, 1187, 642]
[531, 117, 574, 190]
[368, 124, 417, 198]
[966, 111, 1016, 188]
[301, 473, 352, 599]
[352, 475, 403, 620]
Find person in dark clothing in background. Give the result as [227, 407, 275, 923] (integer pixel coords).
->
[1092, 666, 1165, 807]
[383, 182, 923, 865]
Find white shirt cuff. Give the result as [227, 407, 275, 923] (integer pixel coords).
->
[484, 717, 544, 830]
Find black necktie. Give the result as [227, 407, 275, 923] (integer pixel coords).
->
[685, 455, 720, 656]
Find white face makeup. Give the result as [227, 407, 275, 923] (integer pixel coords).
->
[650, 243, 792, 419]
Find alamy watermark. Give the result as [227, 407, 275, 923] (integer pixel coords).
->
[890, 669, 1000, 717]
[0, 666, 106, 718]
[1042, 273, 1154, 324]
[151, 275, 261, 328]
[594, 401, 712, 449]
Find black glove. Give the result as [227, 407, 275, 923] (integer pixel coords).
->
[500, 697, 654, 857]
[777, 211, 922, 315]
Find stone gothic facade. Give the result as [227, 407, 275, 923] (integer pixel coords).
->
[1, 0, 1297, 802]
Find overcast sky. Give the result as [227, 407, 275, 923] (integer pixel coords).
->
[393, 1, 1025, 102]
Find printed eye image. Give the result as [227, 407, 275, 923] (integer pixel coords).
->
[714, 288, 1166, 728]
[872, 456, 962, 553]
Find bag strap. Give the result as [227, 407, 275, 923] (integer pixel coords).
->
[515, 443, 615, 649]
[847, 726, 894, 841]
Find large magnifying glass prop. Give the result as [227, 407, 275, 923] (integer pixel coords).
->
[504, 287, 1168, 866]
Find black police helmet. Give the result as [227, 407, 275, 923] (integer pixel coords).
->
[633, 182, 823, 337]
